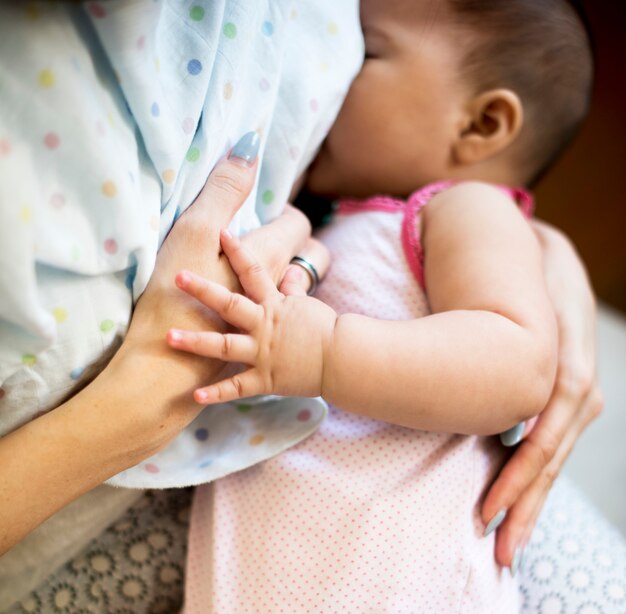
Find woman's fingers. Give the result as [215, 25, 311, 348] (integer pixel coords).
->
[482, 404, 565, 530]
[220, 230, 280, 303]
[175, 270, 260, 331]
[194, 369, 266, 404]
[242, 204, 312, 284]
[489, 382, 603, 568]
[177, 132, 260, 243]
[167, 329, 257, 364]
[279, 238, 331, 296]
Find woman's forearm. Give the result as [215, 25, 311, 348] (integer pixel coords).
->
[0, 320, 229, 555]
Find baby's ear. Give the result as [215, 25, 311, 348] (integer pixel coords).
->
[453, 89, 523, 165]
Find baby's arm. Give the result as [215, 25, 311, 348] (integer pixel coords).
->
[168, 182, 557, 435]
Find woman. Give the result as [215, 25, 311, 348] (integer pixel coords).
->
[0, 1, 614, 611]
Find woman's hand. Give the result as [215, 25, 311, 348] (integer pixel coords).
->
[166, 231, 337, 404]
[0, 132, 326, 553]
[481, 221, 604, 573]
[122, 135, 329, 445]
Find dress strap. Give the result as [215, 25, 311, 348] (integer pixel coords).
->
[336, 181, 535, 290]
[337, 194, 405, 215]
[404, 181, 534, 290]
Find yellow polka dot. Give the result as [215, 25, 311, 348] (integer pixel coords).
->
[22, 354, 37, 366]
[38, 69, 55, 88]
[223, 82, 233, 100]
[327, 21, 338, 35]
[107, 111, 114, 126]
[150, 215, 159, 231]
[256, 126, 265, 138]
[290, 8, 298, 19]
[154, 57, 160, 73]
[249, 434, 265, 446]
[320, 62, 329, 73]
[161, 169, 176, 184]
[114, 70, 122, 84]
[25, 3, 40, 20]
[101, 180, 117, 198]
[52, 307, 67, 324]
[20, 206, 32, 223]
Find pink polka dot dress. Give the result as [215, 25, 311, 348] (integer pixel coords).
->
[184, 183, 529, 612]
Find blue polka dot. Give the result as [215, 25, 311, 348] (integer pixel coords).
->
[151, 102, 160, 117]
[187, 59, 202, 75]
[70, 367, 84, 380]
[195, 427, 209, 441]
[198, 459, 213, 468]
[262, 21, 274, 36]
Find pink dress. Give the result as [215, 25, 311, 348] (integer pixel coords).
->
[184, 182, 534, 613]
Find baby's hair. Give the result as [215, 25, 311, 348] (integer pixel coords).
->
[448, 0, 594, 187]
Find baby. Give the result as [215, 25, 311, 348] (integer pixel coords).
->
[172, 0, 594, 611]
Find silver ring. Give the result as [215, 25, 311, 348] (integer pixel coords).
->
[290, 256, 319, 296]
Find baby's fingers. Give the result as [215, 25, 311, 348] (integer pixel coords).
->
[175, 270, 260, 330]
[220, 229, 279, 302]
[167, 329, 257, 365]
[194, 370, 267, 404]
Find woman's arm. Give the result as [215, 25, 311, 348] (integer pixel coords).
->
[0, 150, 317, 554]
[482, 219, 603, 571]
[168, 182, 558, 435]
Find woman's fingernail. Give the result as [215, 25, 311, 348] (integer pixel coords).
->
[169, 329, 182, 343]
[228, 131, 260, 165]
[484, 509, 507, 537]
[519, 546, 527, 573]
[221, 228, 232, 239]
[510, 546, 522, 577]
[500, 422, 525, 447]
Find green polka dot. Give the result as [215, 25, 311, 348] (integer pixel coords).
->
[186, 147, 200, 162]
[100, 319, 115, 333]
[70, 245, 80, 261]
[22, 354, 37, 366]
[236, 404, 252, 413]
[189, 5, 205, 21]
[262, 190, 274, 205]
[223, 22, 237, 39]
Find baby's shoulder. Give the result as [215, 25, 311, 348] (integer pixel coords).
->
[429, 180, 514, 207]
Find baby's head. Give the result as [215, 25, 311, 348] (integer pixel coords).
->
[307, 0, 594, 198]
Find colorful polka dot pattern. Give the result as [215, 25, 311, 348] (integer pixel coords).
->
[223, 22, 237, 39]
[1, 0, 364, 495]
[186, 147, 200, 162]
[187, 59, 202, 75]
[112, 395, 326, 488]
[189, 6, 205, 21]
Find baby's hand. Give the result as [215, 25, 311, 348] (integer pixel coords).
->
[167, 230, 338, 404]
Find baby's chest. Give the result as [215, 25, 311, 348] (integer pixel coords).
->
[315, 211, 430, 320]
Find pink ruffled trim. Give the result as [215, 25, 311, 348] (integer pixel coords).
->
[337, 181, 535, 290]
